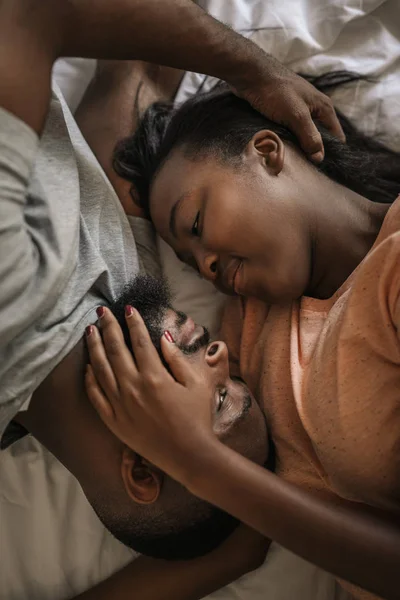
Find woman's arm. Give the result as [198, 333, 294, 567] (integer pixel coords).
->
[84, 307, 400, 600]
[72, 526, 269, 600]
[188, 442, 400, 600]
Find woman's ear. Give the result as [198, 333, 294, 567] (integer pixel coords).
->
[121, 447, 163, 505]
[246, 130, 285, 175]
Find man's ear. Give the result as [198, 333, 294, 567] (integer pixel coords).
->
[121, 447, 163, 505]
[246, 129, 285, 175]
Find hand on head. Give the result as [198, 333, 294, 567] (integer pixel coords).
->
[85, 306, 213, 484]
[231, 54, 345, 162]
[85, 294, 268, 489]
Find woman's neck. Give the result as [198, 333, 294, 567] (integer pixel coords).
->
[307, 182, 389, 299]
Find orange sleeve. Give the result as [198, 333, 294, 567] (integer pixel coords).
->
[305, 232, 400, 511]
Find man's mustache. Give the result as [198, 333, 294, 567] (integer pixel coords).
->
[174, 310, 211, 355]
[180, 328, 210, 355]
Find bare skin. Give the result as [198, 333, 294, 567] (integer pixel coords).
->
[75, 60, 184, 217]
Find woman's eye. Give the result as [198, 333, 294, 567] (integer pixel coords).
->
[191, 211, 200, 236]
[217, 389, 227, 412]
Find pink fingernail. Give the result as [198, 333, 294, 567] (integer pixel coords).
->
[164, 330, 174, 343]
[96, 306, 105, 319]
[86, 325, 93, 337]
[125, 305, 134, 317]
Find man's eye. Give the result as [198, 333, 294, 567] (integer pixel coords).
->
[217, 389, 227, 412]
[191, 211, 200, 236]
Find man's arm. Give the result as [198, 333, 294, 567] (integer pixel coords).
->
[71, 526, 269, 600]
[61, 0, 345, 161]
[1, 0, 343, 154]
[75, 60, 183, 217]
[0, 0, 63, 133]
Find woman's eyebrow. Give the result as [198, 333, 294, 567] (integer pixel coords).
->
[169, 191, 193, 238]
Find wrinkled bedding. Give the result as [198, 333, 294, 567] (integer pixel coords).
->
[1, 1, 399, 598]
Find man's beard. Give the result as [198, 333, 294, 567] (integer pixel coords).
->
[110, 274, 210, 359]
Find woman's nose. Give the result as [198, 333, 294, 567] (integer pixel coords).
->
[205, 341, 229, 370]
[195, 249, 218, 281]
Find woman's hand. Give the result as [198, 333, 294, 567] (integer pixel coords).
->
[85, 306, 219, 485]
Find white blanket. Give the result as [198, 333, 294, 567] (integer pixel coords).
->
[1, 1, 399, 598]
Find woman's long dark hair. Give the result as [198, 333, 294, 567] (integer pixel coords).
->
[113, 71, 400, 218]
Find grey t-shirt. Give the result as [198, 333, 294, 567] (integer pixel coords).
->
[0, 84, 151, 438]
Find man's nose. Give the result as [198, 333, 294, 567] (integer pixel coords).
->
[194, 248, 218, 281]
[205, 341, 229, 371]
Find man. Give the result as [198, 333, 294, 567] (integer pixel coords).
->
[0, 1, 345, 596]
[8, 272, 268, 561]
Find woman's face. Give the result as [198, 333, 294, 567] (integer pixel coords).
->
[150, 133, 313, 303]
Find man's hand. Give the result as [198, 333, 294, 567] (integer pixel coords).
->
[2, 0, 344, 157]
[85, 306, 219, 485]
[232, 54, 345, 162]
[59, 1, 343, 162]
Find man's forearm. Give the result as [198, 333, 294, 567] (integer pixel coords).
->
[75, 61, 183, 216]
[61, 0, 264, 87]
[0, 0, 262, 134]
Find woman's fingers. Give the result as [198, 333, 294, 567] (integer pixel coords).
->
[96, 306, 138, 380]
[160, 332, 198, 386]
[85, 363, 115, 421]
[85, 323, 120, 401]
[125, 306, 171, 375]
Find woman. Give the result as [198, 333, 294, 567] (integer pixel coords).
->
[83, 73, 400, 599]
[112, 74, 400, 516]
[113, 73, 400, 304]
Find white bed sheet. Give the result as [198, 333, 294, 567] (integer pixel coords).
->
[1, 1, 399, 598]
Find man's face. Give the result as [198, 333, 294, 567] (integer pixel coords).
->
[112, 275, 268, 466]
